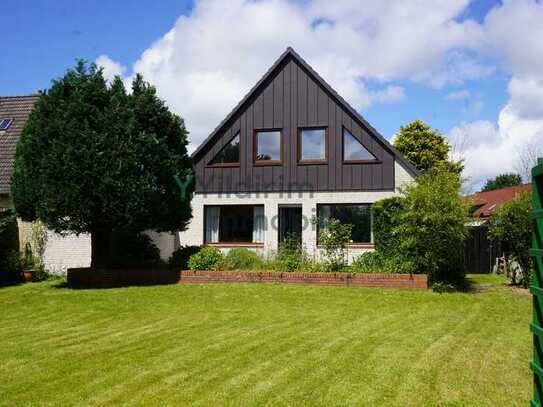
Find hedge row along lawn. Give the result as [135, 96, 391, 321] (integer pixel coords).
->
[0, 274, 530, 405]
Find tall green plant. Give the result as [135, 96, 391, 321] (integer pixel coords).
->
[397, 168, 468, 284]
[315, 218, 353, 272]
[488, 191, 532, 287]
[371, 197, 406, 256]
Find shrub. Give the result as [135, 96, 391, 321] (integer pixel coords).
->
[396, 168, 468, 285]
[372, 197, 406, 256]
[169, 246, 200, 270]
[188, 247, 224, 271]
[351, 251, 410, 274]
[431, 282, 457, 293]
[275, 235, 310, 272]
[110, 231, 161, 268]
[224, 248, 263, 270]
[314, 218, 353, 272]
[488, 191, 532, 287]
[0, 211, 21, 283]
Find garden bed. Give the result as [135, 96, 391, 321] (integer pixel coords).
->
[67, 268, 427, 289]
[180, 270, 427, 289]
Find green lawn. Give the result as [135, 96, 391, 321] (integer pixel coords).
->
[0, 275, 531, 406]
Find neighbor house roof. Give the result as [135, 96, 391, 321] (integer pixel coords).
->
[466, 184, 532, 218]
[191, 47, 420, 178]
[0, 95, 39, 195]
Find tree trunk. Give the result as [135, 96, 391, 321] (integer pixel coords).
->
[91, 229, 113, 268]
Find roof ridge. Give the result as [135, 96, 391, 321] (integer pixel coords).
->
[0, 94, 40, 99]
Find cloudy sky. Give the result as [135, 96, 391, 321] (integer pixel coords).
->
[3, 0, 543, 190]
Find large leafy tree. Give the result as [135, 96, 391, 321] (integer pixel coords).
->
[481, 173, 522, 192]
[11, 61, 193, 268]
[394, 119, 463, 174]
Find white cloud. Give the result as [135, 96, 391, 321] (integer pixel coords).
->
[95, 55, 125, 82]
[118, 0, 493, 151]
[446, 89, 470, 100]
[370, 85, 405, 104]
[98, 0, 543, 188]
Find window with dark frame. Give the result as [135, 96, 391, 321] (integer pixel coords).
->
[0, 118, 13, 131]
[255, 130, 281, 163]
[209, 132, 240, 165]
[317, 204, 372, 244]
[204, 205, 265, 244]
[343, 128, 377, 162]
[299, 127, 326, 162]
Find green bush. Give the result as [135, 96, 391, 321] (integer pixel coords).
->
[188, 247, 224, 271]
[351, 251, 410, 274]
[277, 236, 307, 272]
[0, 211, 22, 283]
[314, 218, 352, 272]
[396, 168, 468, 284]
[224, 248, 263, 270]
[372, 197, 406, 256]
[488, 191, 532, 287]
[169, 246, 200, 270]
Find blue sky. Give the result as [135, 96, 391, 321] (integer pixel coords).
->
[2, 0, 542, 188]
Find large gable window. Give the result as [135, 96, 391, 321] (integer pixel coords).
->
[299, 127, 326, 162]
[343, 128, 377, 163]
[254, 130, 281, 164]
[204, 205, 265, 244]
[209, 132, 240, 166]
[317, 204, 372, 244]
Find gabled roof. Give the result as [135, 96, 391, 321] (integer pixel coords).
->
[0, 95, 39, 195]
[191, 47, 420, 178]
[466, 183, 531, 218]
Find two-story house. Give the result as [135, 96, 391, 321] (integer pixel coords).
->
[178, 48, 419, 261]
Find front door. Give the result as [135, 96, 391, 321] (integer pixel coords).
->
[278, 206, 302, 244]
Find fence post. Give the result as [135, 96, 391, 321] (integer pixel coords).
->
[531, 157, 543, 406]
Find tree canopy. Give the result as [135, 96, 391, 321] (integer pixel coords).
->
[11, 61, 193, 267]
[481, 173, 522, 192]
[393, 119, 463, 174]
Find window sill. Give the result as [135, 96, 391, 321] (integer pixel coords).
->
[254, 161, 282, 166]
[297, 160, 327, 166]
[205, 242, 264, 248]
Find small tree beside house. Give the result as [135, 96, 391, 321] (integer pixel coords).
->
[11, 61, 193, 269]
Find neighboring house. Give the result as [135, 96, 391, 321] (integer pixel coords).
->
[178, 48, 419, 261]
[464, 183, 531, 273]
[0, 96, 39, 210]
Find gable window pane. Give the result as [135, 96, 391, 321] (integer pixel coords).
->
[255, 130, 281, 161]
[209, 132, 240, 165]
[300, 128, 326, 161]
[343, 129, 376, 161]
[317, 204, 372, 244]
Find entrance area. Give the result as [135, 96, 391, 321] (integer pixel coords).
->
[278, 205, 302, 244]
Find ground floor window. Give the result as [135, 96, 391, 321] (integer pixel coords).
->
[317, 204, 372, 244]
[204, 205, 265, 244]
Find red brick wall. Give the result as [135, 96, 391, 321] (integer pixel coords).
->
[67, 268, 427, 289]
[179, 271, 427, 289]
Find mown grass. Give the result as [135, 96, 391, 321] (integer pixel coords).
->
[0, 274, 531, 406]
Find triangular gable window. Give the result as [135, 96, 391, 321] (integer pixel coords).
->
[343, 128, 377, 162]
[209, 132, 240, 165]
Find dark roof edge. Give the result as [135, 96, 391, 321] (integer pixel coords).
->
[191, 47, 420, 178]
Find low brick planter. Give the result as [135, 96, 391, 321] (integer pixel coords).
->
[67, 267, 181, 288]
[180, 270, 427, 289]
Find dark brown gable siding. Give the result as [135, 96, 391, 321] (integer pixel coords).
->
[195, 57, 395, 193]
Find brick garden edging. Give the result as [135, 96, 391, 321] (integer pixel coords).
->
[179, 270, 427, 289]
[67, 268, 427, 289]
